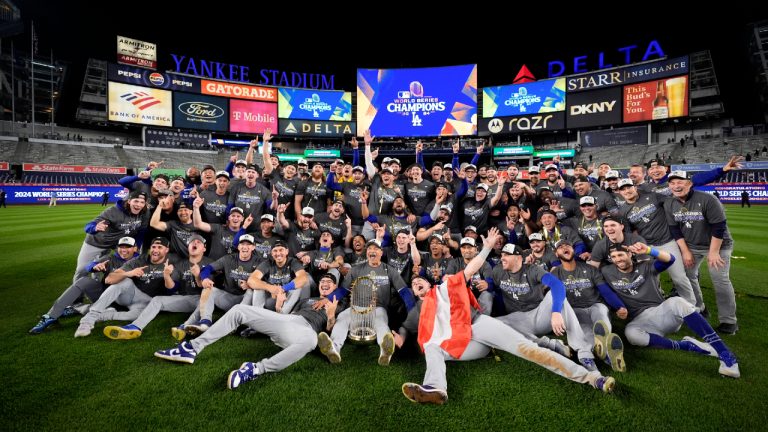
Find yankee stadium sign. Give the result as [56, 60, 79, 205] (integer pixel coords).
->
[170, 54, 336, 90]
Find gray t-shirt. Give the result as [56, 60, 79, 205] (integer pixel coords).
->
[551, 261, 604, 309]
[404, 179, 435, 216]
[368, 175, 401, 216]
[198, 189, 229, 225]
[590, 233, 647, 266]
[491, 263, 548, 313]
[294, 296, 348, 333]
[600, 260, 665, 317]
[665, 190, 733, 249]
[228, 182, 271, 220]
[119, 255, 169, 297]
[314, 213, 347, 247]
[343, 262, 406, 309]
[564, 215, 604, 252]
[296, 179, 329, 215]
[620, 192, 673, 245]
[171, 256, 214, 296]
[207, 253, 260, 295]
[256, 257, 305, 287]
[205, 223, 239, 260]
[85, 205, 149, 249]
[165, 220, 197, 258]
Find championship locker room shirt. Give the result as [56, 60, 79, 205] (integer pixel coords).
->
[491, 263, 548, 313]
[600, 260, 666, 317]
[665, 190, 733, 249]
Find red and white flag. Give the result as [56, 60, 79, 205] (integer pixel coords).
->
[417, 272, 480, 358]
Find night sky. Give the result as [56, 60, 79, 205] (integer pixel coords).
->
[12, 2, 767, 126]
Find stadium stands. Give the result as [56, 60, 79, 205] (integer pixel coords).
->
[0, 140, 227, 170]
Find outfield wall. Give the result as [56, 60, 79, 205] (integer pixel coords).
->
[0, 184, 126, 204]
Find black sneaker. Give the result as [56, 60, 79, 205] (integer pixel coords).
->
[716, 322, 738, 335]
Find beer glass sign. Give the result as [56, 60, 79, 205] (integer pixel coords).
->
[623, 75, 688, 123]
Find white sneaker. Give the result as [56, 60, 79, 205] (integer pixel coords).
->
[74, 323, 93, 337]
[682, 336, 718, 357]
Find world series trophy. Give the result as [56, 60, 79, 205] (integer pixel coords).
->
[348, 276, 377, 343]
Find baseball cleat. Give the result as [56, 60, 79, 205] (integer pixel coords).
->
[171, 326, 187, 342]
[606, 333, 626, 372]
[104, 324, 142, 340]
[593, 320, 609, 360]
[402, 383, 448, 405]
[379, 332, 395, 366]
[317, 332, 341, 364]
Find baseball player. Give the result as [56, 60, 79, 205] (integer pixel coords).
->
[192, 198, 248, 260]
[444, 237, 494, 315]
[617, 177, 698, 308]
[492, 236, 599, 371]
[103, 234, 213, 339]
[600, 242, 740, 378]
[73, 190, 149, 283]
[317, 239, 411, 366]
[74, 237, 175, 337]
[30, 237, 139, 334]
[176, 234, 259, 339]
[551, 238, 625, 371]
[397, 228, 615, 405]
[665, 170, 738, 334]
[150, 196, 197, 257]
[154, 272, 346, 390]
[245, 239, 309, 314]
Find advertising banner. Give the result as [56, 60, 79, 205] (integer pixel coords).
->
[230, 100, 278, 134]
[566, 87, 622, 129]
[483, 78, 565, 118]
[357, 64, 477, 137]
[108, 63, 200, 92]
[278, 119, 355, 137]
[672, 161, 768, 171]
[493, 146, 534, 156]
[173, 92, 229, 131]
[304, 149, 341, 158]
[23, 163, 126, 174]
[623, 75, 688, 123]
[1, 185, 126, 204]
[117, 35, 156, 69]
[566, 56, 689, 92]
[534, 149, 576, 158]
[479, 112, 565, 136]
[201, 80, 277, 102]
[108, 82, 172, 127]
[581, 125, 648, 147]
[278, 88, 352, 121]
[695, 183, 768, 204]
[0, 162, 8, 170]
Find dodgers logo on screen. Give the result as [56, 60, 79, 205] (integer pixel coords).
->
[504, 87, 541, 113]
[387, 81, 446, 127]
[298, 94, 332, 118]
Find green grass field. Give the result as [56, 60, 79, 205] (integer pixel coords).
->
[1, 204, 767, 431]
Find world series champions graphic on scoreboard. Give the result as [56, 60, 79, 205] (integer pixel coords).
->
[357, 64, 477, 137]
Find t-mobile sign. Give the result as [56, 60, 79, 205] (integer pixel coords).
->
[229, 100, 277, 133]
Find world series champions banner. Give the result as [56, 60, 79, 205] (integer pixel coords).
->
[695, 183, 768, 205]
[357, 64, 477, 137]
